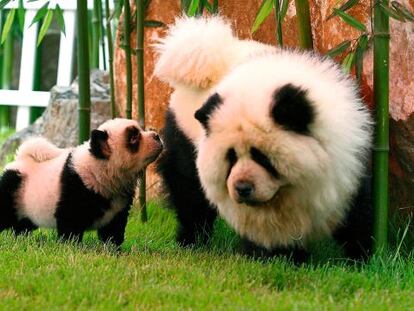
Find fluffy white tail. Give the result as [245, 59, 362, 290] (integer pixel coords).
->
[154, 16, 238, 89]
[16, 137, 65, 162]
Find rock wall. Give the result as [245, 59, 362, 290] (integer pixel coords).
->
[114, 0, 414, 212]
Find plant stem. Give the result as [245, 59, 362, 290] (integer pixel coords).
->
[105, 0, 116, 118]
[0, 13, 13, 128]
[98, 0, 107, 70]
[274, 0, 283, 47]
[124, 0, 132, 119]
[92, 0, 101, 69]
[136, 0, 147, 222]
[373, 0, 390, 254]
[30, 24, 44, 124]
[77, 0, 91, 143]
[294, 0, 313, 49]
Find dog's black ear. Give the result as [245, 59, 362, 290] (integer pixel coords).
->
[194, 93, 223, 134]
[271, 83, 315, 135]
[89, 130, 111, 159]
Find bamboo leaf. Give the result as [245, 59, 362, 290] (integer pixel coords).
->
[205, 0, 213, 13]
[391, 1, 414, 21]
[30, 2, 50, 27]
[379, 2, 406, 21]
[113, 0, 124, 20]
[252, 0, 273, 33]
[37, 9, 53, 46]
[326, 40, 351, 57]
[357, 33, 369, 50]
[198, 0, 206, 15]
[334, 8, 367, 31]
[180, 0, 192, 12]
[327, 0, 359, 19]
[1, 9, 15, 44]
[144, 0, 151, 10]
[187, 0, 200, 16]
[0, 0, 12, 10]
[355, 34, 368, 82]
[212, 0, 219, 12]
[342, 51, 355, 73]
[54, 4, 66, 35]
[144, 20, 166, 28]
[17, 0, 25, 32]
[280, 0, 289, 20]
[338, 0, 360, 12]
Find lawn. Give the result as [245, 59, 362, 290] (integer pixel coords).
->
[0, 203, 414, 310]
[1, 132, 414, 310]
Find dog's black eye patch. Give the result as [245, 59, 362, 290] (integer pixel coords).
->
[271, 83, 314, 135]
[226, 148, 237, 167]
[90, 129, 111, 159]
[250, 147, 280, 179]
[226, 148, 237, 178]
[126, 126, 141, 153]
[194, 93, 223, 135]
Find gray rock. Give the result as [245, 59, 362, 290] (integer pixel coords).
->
[0, 70, 111, 165]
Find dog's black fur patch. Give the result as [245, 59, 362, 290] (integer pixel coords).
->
[54, 154, 131, 245]
[157, 109, 217, 246]
[0, 170, 24, 232]
[225, 148, 237, 178]
[250, 147, 280, 179]
[271, 84, 315, 135]
[97, 197, 133, 246]
[333, 175, 373, 261]
[126, 126, 141, 153]
[194, 93, 223, 134]
[89, 129, 110, 159]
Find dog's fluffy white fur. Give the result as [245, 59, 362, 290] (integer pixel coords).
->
[155, 16, 372, 250]
[15, 137, 65, 163]
[154, 16, 273, 142]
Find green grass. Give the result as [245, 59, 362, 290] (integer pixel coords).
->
[1, 202, 414, 310]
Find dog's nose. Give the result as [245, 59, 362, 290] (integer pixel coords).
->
[235, 181, 254, 199]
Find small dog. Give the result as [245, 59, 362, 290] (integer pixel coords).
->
[0, 118, 163, 246]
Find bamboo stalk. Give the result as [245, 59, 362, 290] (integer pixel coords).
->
[136, 0, 147, 222]
[294, 0, 313, 49]
[373, 0, 390, 254]
[91, 0, 101, 69]
[30, 25, 44, 124]
[124, 0, 133, 119]
[98, 0, 107, 70]
[88, 11, 93, 65]
[77, 0, 91, 143]
[0, 10, 4, 88]
[0, 14, 14, 129]
[1, 25, 12, 90]
[273, 0, 283, 47]
[105, 0, 116, 118]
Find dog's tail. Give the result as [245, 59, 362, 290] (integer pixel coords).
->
[15, 137, 65, 163]
[154, 16, 239, 89]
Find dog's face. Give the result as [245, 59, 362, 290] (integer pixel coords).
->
[195, 81, 326, 210]
[89, 118, 163, 172]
